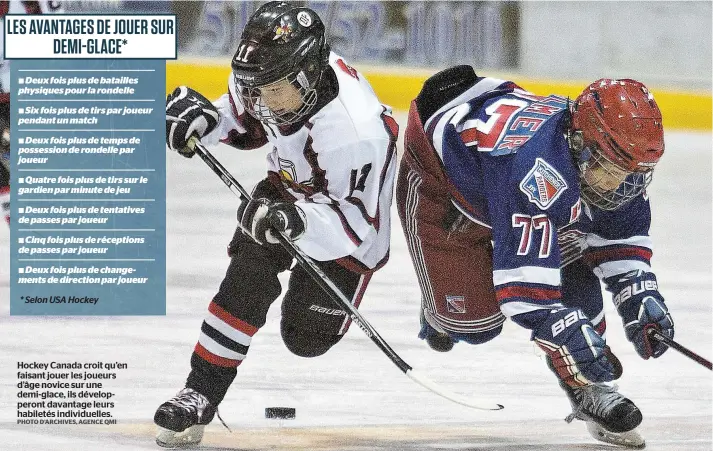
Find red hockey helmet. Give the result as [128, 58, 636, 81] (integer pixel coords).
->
[570, 79, 665, 210]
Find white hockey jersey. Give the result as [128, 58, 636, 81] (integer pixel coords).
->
[0, 1, 64, 100]
[204, 53, 399, 272]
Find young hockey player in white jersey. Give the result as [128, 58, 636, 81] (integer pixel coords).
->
[0, 1, 64, 225]
[155, 2, 399, 447]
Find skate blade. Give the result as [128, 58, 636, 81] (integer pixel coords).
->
[586, 421, 646, 449]
[155, 425, 206, 449]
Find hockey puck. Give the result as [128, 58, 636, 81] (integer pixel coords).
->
[265, 407, 296, 419]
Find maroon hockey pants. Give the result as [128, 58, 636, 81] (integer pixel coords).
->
[396, 146, 506, 341]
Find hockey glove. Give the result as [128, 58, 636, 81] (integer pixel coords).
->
[240, 198, 306, 245]
[608, 270, 674, 359]
[166, 86, 220, 158]
[532, 308, 623, 388]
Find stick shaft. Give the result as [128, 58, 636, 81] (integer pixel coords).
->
[648, 329, 712, 370]
[186, 137, 503, 410]
[188, 138, 409, 369]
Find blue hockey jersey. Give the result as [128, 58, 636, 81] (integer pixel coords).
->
[424, 78, 654, 322]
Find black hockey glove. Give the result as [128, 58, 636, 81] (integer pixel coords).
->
[165, 86, 220, 158]
[608, 270, 674, 359]
[240, 198, 306, 245]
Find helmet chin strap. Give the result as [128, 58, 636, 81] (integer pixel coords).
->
[566, 127, 588, 171]
[296, 70, 310, 89]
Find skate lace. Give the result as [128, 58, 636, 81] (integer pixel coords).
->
[169, 388, 209, 417]
[216, 409, 232, 433]
[170, 389, 233, 433]
[565, 383, 621, 423]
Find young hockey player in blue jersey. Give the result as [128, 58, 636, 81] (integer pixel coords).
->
[397, 66, 673, 448]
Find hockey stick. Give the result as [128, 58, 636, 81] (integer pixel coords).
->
[647, 328, 712, 370]
[185, 136, 503, 411]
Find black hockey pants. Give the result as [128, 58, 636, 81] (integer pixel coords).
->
[186, 178, 370, 406]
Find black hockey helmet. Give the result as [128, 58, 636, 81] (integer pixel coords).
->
[231, 1, 330, 125]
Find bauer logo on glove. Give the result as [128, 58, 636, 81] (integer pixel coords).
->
[612, 276, 659, 308]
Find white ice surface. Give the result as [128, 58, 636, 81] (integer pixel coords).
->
[0, 123, 711, 450]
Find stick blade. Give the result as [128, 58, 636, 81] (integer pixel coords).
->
[406, 369, 504, 411]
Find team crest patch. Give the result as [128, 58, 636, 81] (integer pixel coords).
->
[278, 157, 314, 191]
[273, 17, 294, 42]
[446, 295, 466, 314]
[519, 158, 568, 210]
[278, 158, 297, 182]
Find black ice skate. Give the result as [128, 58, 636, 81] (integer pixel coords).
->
[419, 310, 454, 352]
[154, 388, 216, 448]
[560, 381, 645, 449]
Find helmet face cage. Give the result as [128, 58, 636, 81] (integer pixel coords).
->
[576, 141, 653, 211]
[236, 70, 318, 126]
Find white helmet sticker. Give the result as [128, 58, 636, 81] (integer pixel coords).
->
[296, 71, 309, 89]
[297, 11, 312, 27]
